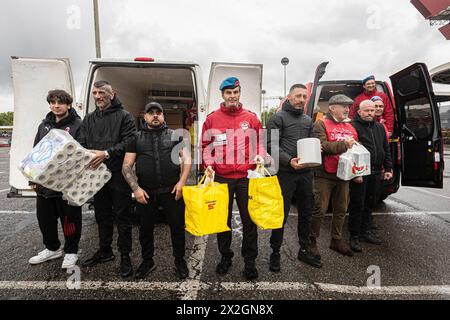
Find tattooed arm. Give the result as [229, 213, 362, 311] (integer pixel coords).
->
[122, 152, 149, 204]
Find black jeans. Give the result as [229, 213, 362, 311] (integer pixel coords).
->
[348, 172, 383, 237]
[93, 172, 132, 255]
[36, 196, 82, 254]
[270, 170, 314, 250]
[137, 190, 185, 261]
[215, 176, 258, 263]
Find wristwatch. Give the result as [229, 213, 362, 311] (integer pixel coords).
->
[104, 150, 110, 159]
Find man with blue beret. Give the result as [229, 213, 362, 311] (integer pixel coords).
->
[201, 76, 269, 280]
[349, 75, 394, 137]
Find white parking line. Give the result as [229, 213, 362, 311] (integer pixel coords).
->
[0, 280, 448, 296]
[0, 189, 10, 194]
[181, 235, 209, 300]
[403, 186, 450, 200]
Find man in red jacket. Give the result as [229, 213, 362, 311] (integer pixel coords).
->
[349, 75, 394, 137]
[201, 76, 268, 280]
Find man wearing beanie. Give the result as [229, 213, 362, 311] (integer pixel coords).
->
[349, 75, 394, 137]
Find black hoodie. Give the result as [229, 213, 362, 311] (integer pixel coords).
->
[77, 96, 136, 172]
[267, 99, 313, 173]
[32, 108, 82, 198]
[352, 113, 393, 173]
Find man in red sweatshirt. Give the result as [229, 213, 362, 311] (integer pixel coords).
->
[349, 75, 394, 137]
[201, 76, 267, 280]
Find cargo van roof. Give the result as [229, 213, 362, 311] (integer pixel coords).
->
[89, 58, 198, 66]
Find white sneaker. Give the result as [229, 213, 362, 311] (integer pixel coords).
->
[29, 248, 63, 265]
[61, 254, 78, 269]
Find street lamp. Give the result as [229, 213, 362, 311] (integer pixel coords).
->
[93, 0, 101, 58]
[281, 57, 289, 97]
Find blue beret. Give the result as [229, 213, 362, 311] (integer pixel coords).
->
[362, 75, 375, 85]
[220, 77, 240, 91]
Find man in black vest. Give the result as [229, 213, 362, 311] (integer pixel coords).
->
[122, 102, 192, 279]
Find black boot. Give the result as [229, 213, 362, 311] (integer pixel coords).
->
[298, 248, 322, 268]
[120, 254, 133, 278]
[350, 236, 362, 252]
[175, 258, 189, 279]
[81, 249, 115, 268]
[243, 261, 258, 280]
[216, 255, 233, 275]
[361, 230, 382, 245]
[135, 259, 156, 279]
[269, 251, 281, 272]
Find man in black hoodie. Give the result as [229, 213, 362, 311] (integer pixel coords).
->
[29, 89, 82, 270]
[267, 84, 322, 271]
[78, 80, 137, 278]
[348, 99, 393, 252]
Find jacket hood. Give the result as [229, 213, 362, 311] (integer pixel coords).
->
[353, 112, 375, 127]
[282, 99, 304, 116]
[140, 119, 169, 132]
[43, 107, 81, 128]
[95, 95, 124, 115]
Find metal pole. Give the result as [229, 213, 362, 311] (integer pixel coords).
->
[283, 65, 287, 97]
[93, 0, 101, 58]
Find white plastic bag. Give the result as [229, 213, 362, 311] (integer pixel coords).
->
[247, 165, 266, 179]
[336, 142, 371, 181]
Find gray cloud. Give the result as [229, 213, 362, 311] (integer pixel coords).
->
[1, 0, 449, 112]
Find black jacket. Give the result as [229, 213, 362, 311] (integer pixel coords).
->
[129, 122, 183, 193]
[78, 96, 136, 172]
[352, 113, 393, 173]
[32, 108, 82, 198]
[267, 100, 313, 173]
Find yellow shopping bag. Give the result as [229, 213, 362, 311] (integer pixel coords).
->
[248, 165, 284, 230]
[182, 173, 230, 236]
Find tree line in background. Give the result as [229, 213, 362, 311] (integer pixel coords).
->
[0, 112, 13, 126]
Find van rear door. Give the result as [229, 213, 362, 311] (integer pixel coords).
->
[9, 57, 75, 196]
[389, 63, 443, 188]
[206, 62, 263, 117]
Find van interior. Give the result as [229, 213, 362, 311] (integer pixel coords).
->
[88, 65, 199, 183]
[312, 82, 386, 121]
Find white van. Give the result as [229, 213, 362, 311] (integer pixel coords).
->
[8, 57, 263, 197]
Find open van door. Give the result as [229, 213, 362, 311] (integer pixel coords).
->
[390, 63, 443, 188]
[206, 62, 262, 118]
[9, 57, 75, 197]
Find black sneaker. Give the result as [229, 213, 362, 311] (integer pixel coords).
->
[298, 248, 322, 268]
[269, 252, 281, 272]
[81, 249, 115, 268]
[135, 259, 156, 279]
[216, 256, 232, 275]
[120, 254, 133, 278]
[350, 236, 362, 252]
[243, 262, 258, 280]
[361, 230, 383, 245]
[175, 258, 189, 279]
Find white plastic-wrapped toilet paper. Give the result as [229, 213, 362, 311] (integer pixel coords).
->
[297, 138, 322, 168]
[63, 141, 77, 155]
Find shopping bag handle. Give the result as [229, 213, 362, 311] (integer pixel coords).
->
[256, 163, 272, 177]
[198, 172, 215, 187]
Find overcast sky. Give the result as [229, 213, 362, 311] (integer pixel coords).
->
[1, 0, 450, 112]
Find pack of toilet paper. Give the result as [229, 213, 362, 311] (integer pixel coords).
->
[62, 164, 112, 206]
[19, 128, 112, 206]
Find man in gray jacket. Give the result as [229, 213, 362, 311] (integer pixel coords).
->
[267, 84, 322, 271]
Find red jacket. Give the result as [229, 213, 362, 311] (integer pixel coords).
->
[201, 103, 266, 179]
[349, 90, 394, 135]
